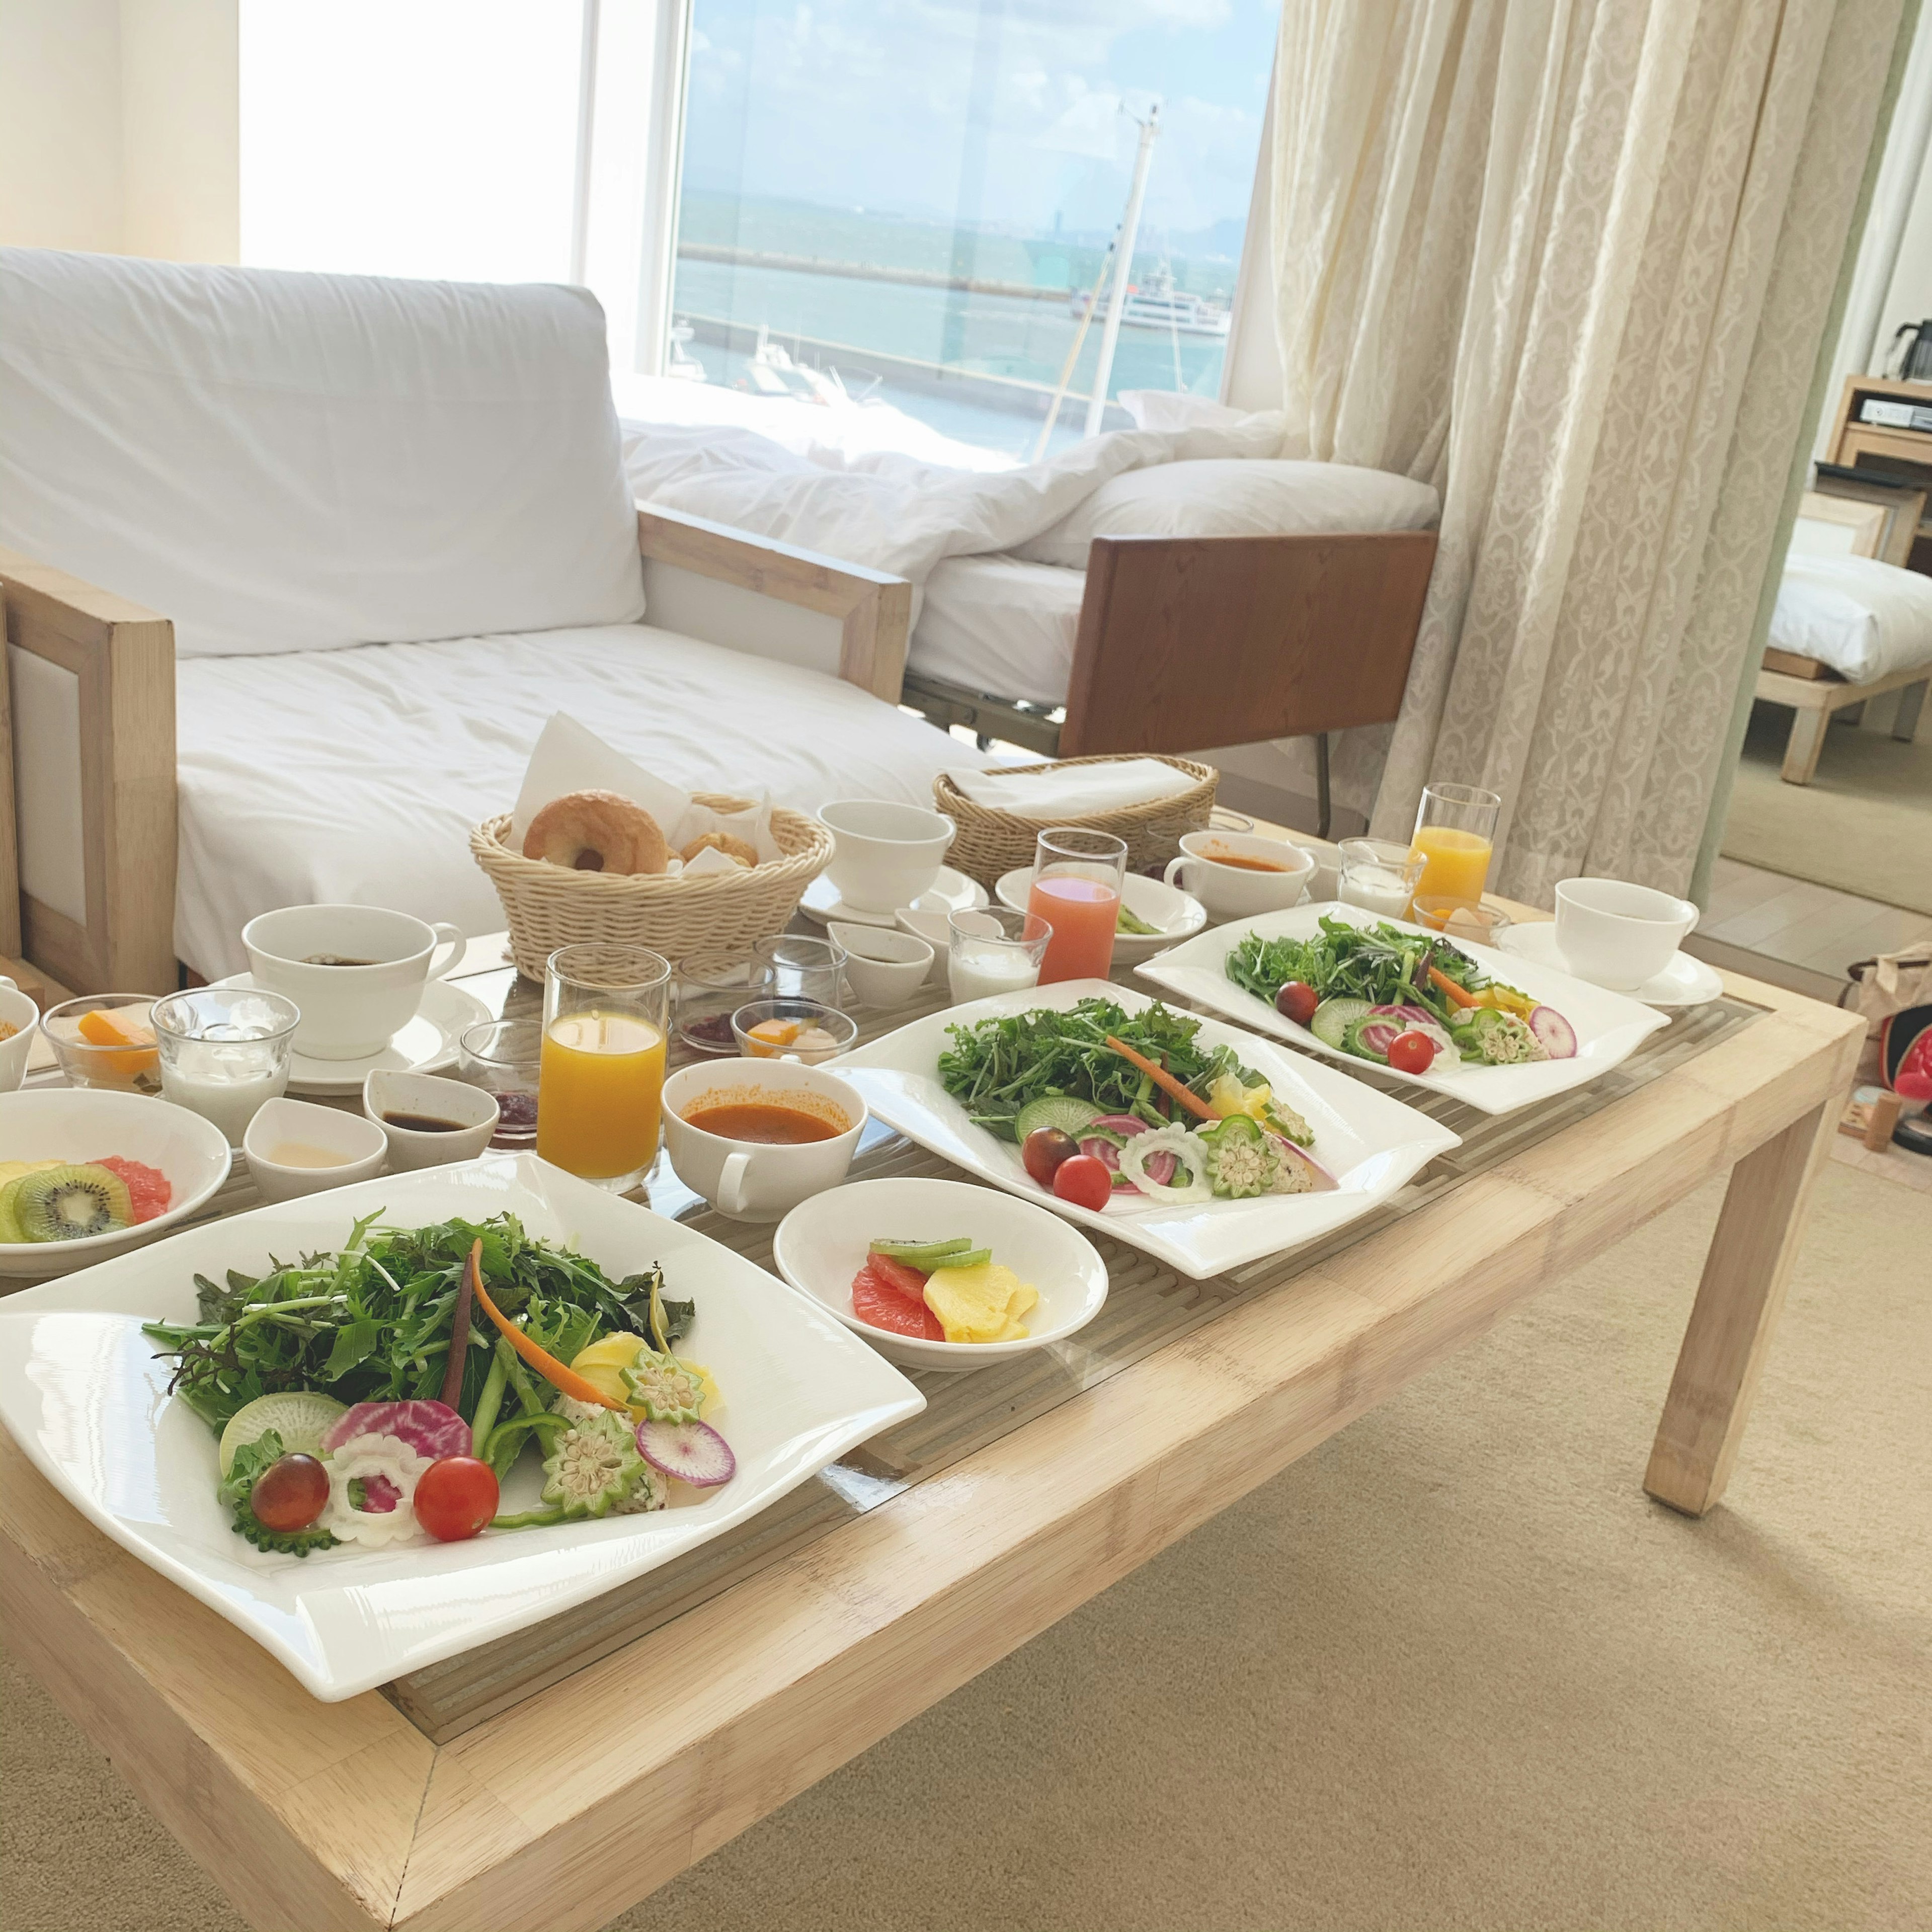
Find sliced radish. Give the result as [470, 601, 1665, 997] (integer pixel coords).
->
[1528, 1005, 1577, 1059]
[1274, 1138, 1339, 1191]
[321, 1399, 472, 1461]
[217, 1389, 349, 1477]
[635, 1418, 736, 1489]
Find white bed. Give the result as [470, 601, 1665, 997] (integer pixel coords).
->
[910, 554, 1086, 708]
[174, 623, 974, 979]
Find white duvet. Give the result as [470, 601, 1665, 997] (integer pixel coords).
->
[1770, 552, 1932, 683]
[176, 623, 978, 978]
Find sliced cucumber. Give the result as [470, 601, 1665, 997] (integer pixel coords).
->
[1013, 1094, 1103, 1142]
[869, 1236, 976, 1270]
[1308, 997, 1370, 1051]
[216, 1390, 349, 1477]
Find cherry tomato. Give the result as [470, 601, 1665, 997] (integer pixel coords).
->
[250, 1452, 329, 1533]
[1052, 1153, 1113, 1211]
[413, 1455, 500, 1542]
[1386, 1029, 1437, 1076]
[1275, 981, 1320, 1027]
[1021, 1126, 1079, 1188]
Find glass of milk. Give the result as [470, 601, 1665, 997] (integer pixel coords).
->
[1336, 838, 1428, 920]
[151, 988, 301, 1146]
[947, 908, 1053, 1006]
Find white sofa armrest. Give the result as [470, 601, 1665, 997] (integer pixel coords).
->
[636, 505, 911, 704]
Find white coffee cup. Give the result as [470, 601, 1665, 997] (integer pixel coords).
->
[1163, 830, 1317, 922]
[819, 799, 956, 914]
[0, 978, 39, 1094]
[1553, 878, 1699, 991]
[661, 1059, 866, 1222]
[243, 904, 464, 1060]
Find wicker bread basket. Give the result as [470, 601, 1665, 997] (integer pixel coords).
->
[935, 755, 1218, 889]
[471, 795, 834, 979]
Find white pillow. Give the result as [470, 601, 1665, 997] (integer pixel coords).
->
[0, 249, 644, 657]
[1770, 552, 1932, 685]
[1012, 457, 1440, 571]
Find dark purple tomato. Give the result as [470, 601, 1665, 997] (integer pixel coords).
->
[251, 1453, 330, 1533]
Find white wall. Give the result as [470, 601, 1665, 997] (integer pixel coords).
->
[0, 0, 125, 251]
[0, 0, 238, 260]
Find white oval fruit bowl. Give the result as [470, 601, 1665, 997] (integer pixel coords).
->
[772, 1175, 1110, 1374]
[0, 1089, 232, 1276]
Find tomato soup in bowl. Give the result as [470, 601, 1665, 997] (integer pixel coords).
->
[662, 1061, 866, 1221]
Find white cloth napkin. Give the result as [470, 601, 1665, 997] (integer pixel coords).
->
[509, 713, 781, 870]
[942, 758, 1196, 818]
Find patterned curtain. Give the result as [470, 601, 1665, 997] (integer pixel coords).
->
[1270, 0, 1908, 901]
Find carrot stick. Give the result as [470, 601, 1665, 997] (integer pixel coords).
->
[464, 1241, 629, 1413]
[1104, 1035, 1216, 1120]
[1426, 965, 1479, 1009]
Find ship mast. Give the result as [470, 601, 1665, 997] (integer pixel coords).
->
[1084, 101, 1159, 440]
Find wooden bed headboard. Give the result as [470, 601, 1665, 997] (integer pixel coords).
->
[1057, 530, 1439, 756]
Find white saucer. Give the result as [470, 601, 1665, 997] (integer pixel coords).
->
[800, 865, 989, 930]
[210, 974, 496, 1094]
[1499, 922, 1723, 1009]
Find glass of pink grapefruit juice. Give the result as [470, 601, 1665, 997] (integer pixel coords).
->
[1027, 827, 1129, 985]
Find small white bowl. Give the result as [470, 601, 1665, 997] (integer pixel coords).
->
[994, 866, 1208, 965]
[244, 1097, 388, 1202]
[363, 1070, 498, 1171]
[772, 1175, 1110, 1373]
[0, 1088, 231, 1275]
[827, 922, 934, 1007]
[0, 982, 41, 1093]
[893, 907, 954, 983]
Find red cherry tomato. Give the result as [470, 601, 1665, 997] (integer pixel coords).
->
[1275, 981, 1319, 1027]
[1386, 1029, 1437, 1076]
[1052, 1153, 1113, 1211]
[1021, 1126, 1079, 1188]
[250, 1452, 329, 1533]
[413, 1455, 499, 1542]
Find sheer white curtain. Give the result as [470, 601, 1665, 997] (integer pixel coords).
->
[1269, 0, 1908, 900]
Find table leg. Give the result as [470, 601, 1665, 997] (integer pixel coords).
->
[1643, 1098, 1835, 1516]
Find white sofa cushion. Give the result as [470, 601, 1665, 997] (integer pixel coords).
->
[0, 248, 644, 657]
[1011, 457, 1441, 570]
[173, 622, 978, 977]
[1769, 552, 1932, 685]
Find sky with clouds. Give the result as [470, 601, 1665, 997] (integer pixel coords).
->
[683, 0, 1278, 240]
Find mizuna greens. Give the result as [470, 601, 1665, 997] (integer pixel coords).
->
[142, 1210, 691, 1449]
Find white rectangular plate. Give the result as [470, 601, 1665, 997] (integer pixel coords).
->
[1137, 902, 1671, 1116]
[0, 1154, 924, 1701]
[834, 979, 1460, 1280]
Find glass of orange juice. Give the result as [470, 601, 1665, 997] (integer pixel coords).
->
[536, 943, 672, 1190]
[1410, 783, 1502, 905]
[1027, 828, 1128, 985]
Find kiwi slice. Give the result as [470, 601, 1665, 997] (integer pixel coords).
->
[8, 1163, 134, 1242]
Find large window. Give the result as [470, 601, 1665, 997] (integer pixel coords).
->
[669, 0, 1278, 459]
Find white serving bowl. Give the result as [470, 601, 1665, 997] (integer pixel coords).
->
[827, 922, 934, 1008]
[244, 1096, 389, 1202]
[892, 907, 954, 983]
[363, 1070, 498, 1171]
[0, 981, 41, 1093]
[995, 866, 1207, 965]
[0, 1088, 232, 1275]
[771, 1175, 1109, 1373]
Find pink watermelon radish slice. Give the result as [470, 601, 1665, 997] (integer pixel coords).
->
[635, 1418, 736, 1488]
[321, 1399, 472, 1460]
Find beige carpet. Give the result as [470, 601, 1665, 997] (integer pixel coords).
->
[1722, 698, 1932, 915]
[4, 1161, 1929, 1932]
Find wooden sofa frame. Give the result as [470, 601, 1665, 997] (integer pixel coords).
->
[0, 508, 912, 997]
[900, 528, 1440, 835]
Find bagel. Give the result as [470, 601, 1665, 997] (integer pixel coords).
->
[522, 790, 668, 874]
[680, 831, 760, 869]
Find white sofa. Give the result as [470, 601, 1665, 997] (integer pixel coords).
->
[0, 248, 974, 989]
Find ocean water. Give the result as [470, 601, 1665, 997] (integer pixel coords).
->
[669, 194, 1239, 460]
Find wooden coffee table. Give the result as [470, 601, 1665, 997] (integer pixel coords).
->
[0, 924, 1863, 1932]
